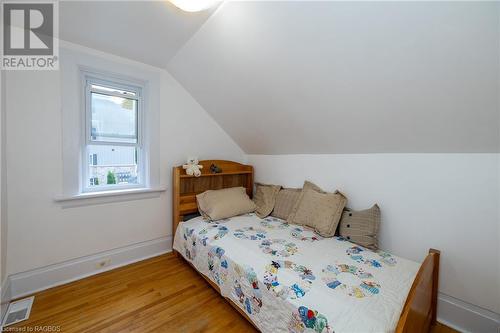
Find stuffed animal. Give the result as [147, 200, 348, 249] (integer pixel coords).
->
[183, 158, 203, 177]
[210, 163, 222, 174]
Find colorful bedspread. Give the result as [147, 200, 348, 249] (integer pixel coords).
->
[173, 213, 419, 333]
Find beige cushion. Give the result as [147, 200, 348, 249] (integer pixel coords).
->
[253, 183, 282, 218]
[196, 187, 256, 221]
[288, 181, 347, 237]
[339, 204, 380, 250]
[271, 187, 302, 220]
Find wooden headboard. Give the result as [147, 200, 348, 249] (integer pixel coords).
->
[172, 160, 254, 242]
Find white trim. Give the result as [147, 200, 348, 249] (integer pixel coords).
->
[0, 277, 11, 326]
[55, 186, 165, 202]
[437, 293, 500, 333]
[81, 68, 146, 193]
[8, 236, 172, 300]
[54, 187, 165, 208]
[60, 45, 161, 201]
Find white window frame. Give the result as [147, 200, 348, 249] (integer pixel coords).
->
[81, 71, 146, 193]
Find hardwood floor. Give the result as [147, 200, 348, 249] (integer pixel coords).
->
[8, 253, 457, 333]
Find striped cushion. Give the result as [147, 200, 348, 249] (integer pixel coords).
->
[271, 188, 301, 220]
[338, 204, 380, 250]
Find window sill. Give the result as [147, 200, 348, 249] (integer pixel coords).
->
[54, 187, 166, 207]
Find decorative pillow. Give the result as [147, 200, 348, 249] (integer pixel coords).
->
[287, 181, 347, 237]
[338, 204, 380, 250]
[271, 187, 302, 220]
[253, 183, 282, 218]
[196, 187, 256, 221]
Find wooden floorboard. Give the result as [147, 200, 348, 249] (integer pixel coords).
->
[7, 253, 458, 333]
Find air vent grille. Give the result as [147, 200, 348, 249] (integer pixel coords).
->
[2, 296, 34, 327]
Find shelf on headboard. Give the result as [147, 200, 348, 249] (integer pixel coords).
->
[179, 170, 253, 178]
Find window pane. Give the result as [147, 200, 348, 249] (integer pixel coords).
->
[91, 84, 137, 96]
[87, 145, 139, 187]
[90, 92, 138, 143]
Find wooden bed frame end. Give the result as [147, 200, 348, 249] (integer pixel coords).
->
[396, 248, 440, 333]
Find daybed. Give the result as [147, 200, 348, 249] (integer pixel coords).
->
[172, 160, 440, 333]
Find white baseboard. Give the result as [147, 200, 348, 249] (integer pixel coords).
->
[438, 293, 500, 333]
[0, 277, 11, 324]
[8, 236, 172, 300]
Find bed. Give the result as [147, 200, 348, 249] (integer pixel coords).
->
[172, 160, 440, 333]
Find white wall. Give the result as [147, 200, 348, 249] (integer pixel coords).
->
[248, 154, 500, 316]
[0, 69, 9, 321]
[4, 44, 245, 276]
[1, 71, 7, 288]
[168, 1, 499, 154]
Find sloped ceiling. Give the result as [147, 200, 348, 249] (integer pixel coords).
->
[167, 1, 500, 154]
[60, 1, 217, 68]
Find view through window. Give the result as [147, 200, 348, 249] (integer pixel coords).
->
[84, 78, 143, 191]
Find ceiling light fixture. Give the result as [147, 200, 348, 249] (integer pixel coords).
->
[169, 0, 218, 12]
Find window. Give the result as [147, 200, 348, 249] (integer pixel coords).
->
[83, 74, 144, 192]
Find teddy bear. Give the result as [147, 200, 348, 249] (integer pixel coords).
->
[183, 157, 203, 177]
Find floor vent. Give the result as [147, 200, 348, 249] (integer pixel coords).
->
[1, 296, 34, 327]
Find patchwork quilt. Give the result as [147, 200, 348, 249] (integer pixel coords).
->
[173, 213, 419, 333]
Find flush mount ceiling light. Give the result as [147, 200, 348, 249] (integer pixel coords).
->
[169, 0, 218, 12]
